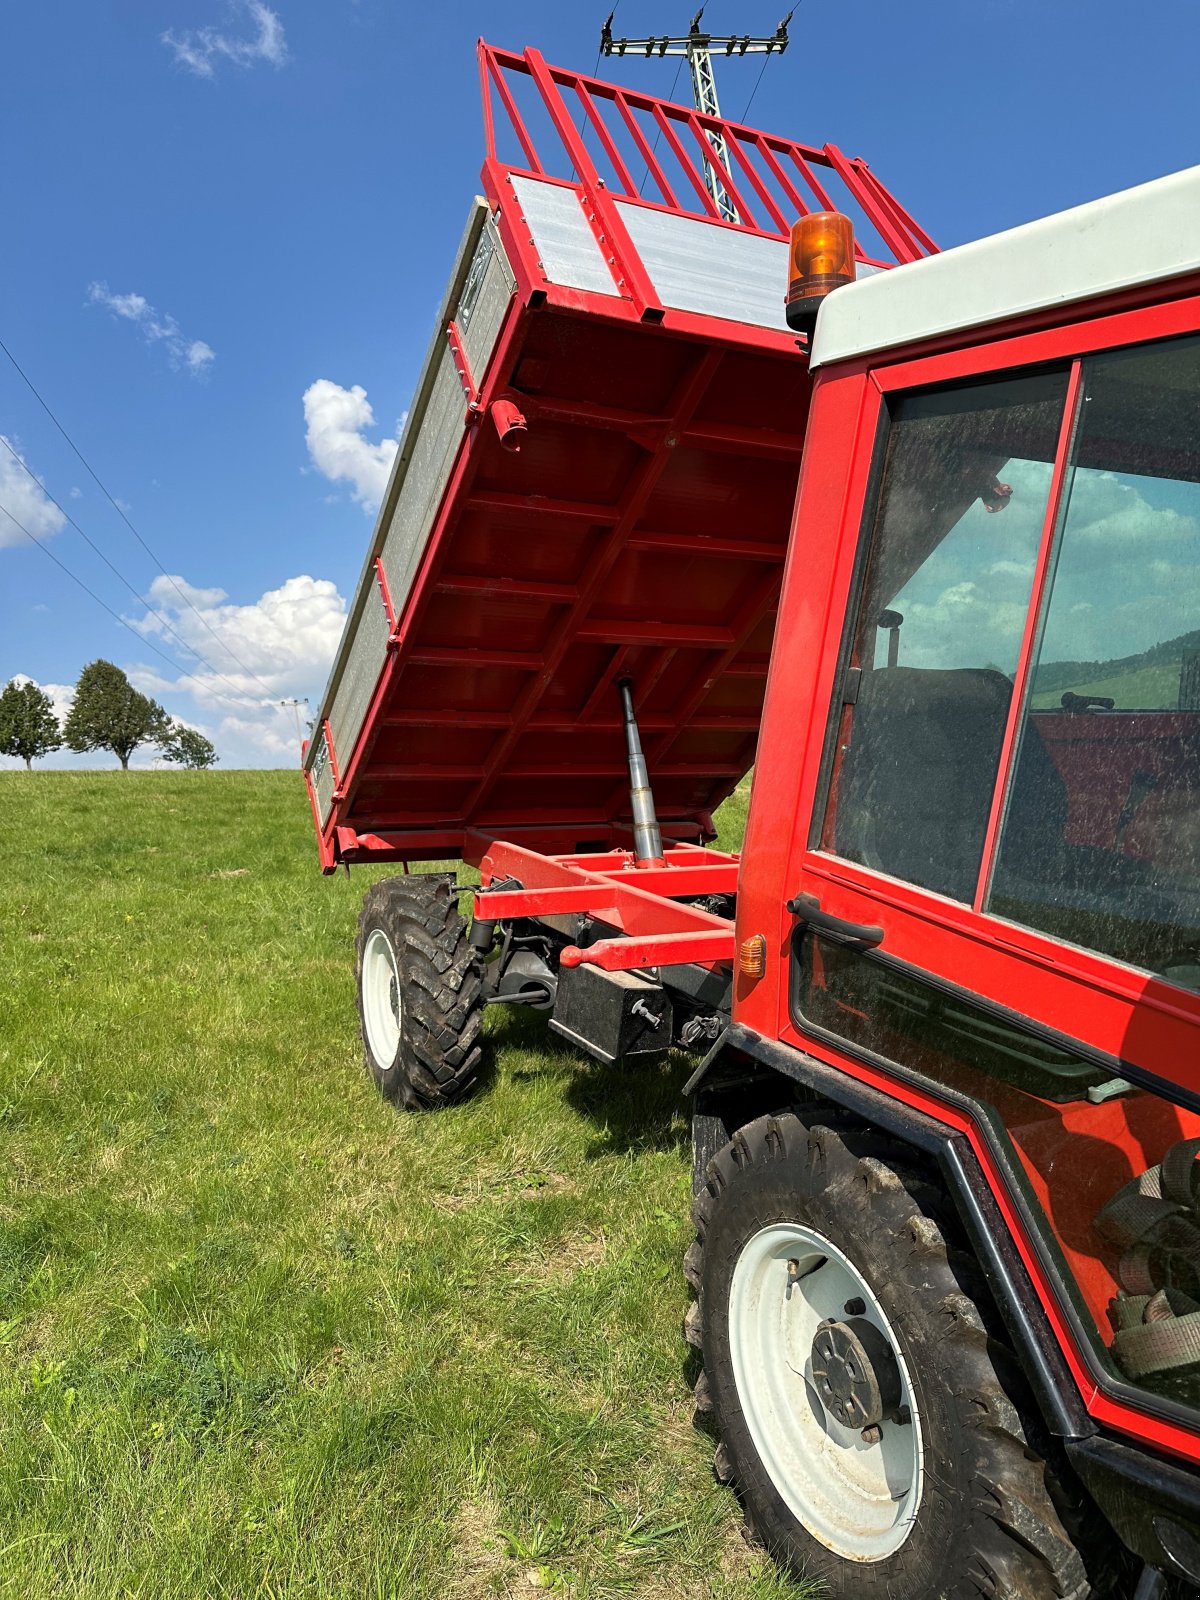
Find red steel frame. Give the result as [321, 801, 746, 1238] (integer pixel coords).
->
[474, 42, 934, 350]
[477, 42, 934, 278]
[736, 279, 1200, 1464]
[468, 835, 738, 971]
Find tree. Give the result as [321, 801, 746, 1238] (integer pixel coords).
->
[0, 678, 63, 770]
[161, 723, 218, 769]
[63, 660, 169, 770]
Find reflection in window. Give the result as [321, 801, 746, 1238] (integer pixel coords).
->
[990, 336, 1200, 989]
[795, 933, 1200, 1410]
[821, 369, 1069, 902]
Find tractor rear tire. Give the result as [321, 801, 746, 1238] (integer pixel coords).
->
[687, 1110, 1113, 1599]
[355, 874, 483, 1110]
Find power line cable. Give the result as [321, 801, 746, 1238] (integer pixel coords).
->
[0, 335, 281, 699]
[638, 56, 684, 197]
[0, 434, 262, 708]
[738, 55, 770, 125]
[0, 499, 255, 713]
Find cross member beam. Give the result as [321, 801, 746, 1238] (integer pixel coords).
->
[467, 834, 738, 973]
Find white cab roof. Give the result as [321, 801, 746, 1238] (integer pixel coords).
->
[810, 165, 1200, 370]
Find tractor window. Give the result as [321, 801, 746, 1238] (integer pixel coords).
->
[989, 334, 1200, 989]
[820, 368, 1070, 902]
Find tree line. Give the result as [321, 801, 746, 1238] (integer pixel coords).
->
[0, 660, 217, 771]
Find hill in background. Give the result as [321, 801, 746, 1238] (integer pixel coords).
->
[1032, 626, 1200, 710]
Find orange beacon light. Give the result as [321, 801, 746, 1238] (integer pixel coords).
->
[785, 211, 855, 335]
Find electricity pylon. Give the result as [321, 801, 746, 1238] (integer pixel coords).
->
[279, 697, 309, 749]
[600, 6, 793, 222]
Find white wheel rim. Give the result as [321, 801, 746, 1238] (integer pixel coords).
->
[362, 927, 402, 1070]
[728, 1222, 923, 1562]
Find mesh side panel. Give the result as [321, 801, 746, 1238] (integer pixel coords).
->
[311, 731, 336, 825]
[311, 213, 517, 804]
[379, 342, 465, 622]
[459, 221, 518, 377]
[326, 594, 390, 795]
[379, 221, 515, 638]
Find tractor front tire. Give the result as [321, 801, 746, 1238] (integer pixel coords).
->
[687, 1110, 1111, 1600]
[355, 874, 483, 1110]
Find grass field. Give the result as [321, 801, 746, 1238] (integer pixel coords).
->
[0, 769, 805, 1600]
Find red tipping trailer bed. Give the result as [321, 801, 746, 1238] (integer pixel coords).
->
[304, 42, 933, 965]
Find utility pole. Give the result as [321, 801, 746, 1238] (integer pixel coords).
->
[600, 6, 793, 223]
[279, 697, 309, 749]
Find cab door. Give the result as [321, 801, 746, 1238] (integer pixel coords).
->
[770, 310, 1200, 1442]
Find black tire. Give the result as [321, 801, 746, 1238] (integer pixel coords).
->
[354, 874, 483, 1110]
[687, 1109, 1115, 1600]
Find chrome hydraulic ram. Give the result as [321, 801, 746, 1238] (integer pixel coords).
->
[617, 678, 666, 866]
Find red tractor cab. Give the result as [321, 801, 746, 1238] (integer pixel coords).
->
[717, 163, 1200, 1595]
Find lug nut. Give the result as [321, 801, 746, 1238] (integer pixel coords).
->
[861, 1424, 883, 1445]
[844, 1297, 866, 1316]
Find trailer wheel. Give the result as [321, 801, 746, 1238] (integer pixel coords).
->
[355, 875, 483, 1110]
[689, 1111, 1109, 1599]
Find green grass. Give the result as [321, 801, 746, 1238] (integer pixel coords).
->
[0, 770, 796, 1600]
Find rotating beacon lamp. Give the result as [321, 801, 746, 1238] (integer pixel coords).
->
[785, 210, 856, 336]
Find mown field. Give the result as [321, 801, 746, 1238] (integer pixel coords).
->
[0, 769, 807, 1600]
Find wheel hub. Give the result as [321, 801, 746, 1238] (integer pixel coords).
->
[811, 1315, 902, 1431]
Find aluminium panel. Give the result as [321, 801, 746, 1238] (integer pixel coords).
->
[615, 202, 791, 330]
[509, 175, 621, 297]
[614, 201, 880, 332]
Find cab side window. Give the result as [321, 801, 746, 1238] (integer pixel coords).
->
[988, 335, 1200, 986]
[819, 370, 1069, 903]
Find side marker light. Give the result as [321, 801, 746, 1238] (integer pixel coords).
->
[739, 934, 767, 979]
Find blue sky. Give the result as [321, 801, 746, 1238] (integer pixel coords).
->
[1, 0, 1196, 767]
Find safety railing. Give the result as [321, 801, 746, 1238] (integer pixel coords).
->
[478, 41, 935, 268]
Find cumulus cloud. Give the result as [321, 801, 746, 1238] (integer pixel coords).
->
[87, 283, 216, 377]
[0, 438, 67, 548]
[884, 458, 1200, 678]
[127, 572, 347, 764]
[162, 0, 287, 78]
[2, 566, 347, 768]
[303, 379, 399, 512]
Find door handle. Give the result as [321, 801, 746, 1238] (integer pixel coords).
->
[787, 892, 884, 948]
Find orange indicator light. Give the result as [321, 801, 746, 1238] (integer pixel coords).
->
[785, 211, 856, 334]
[739, 934, 767, 979]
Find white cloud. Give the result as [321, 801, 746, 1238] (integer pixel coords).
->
[303, 379, 399, 512]
[0, 437, 67, 548]
[162, 1, 287, 78]
[186, 340, 216, 376]
[1, 567, 345, 769]
[87, 282, 216, 378]
[882, 459, 1200, 679]
[127, 572, 347, 765]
